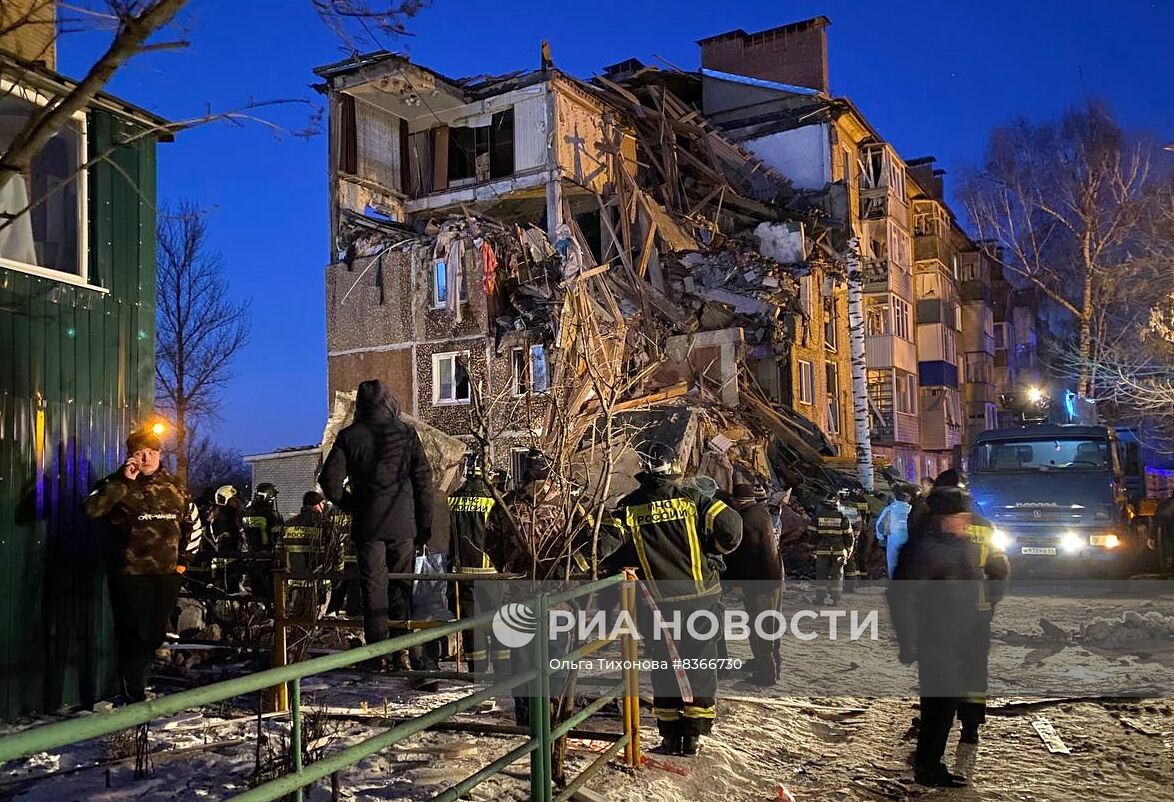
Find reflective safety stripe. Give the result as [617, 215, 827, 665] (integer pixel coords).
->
[681, 704, 717, 720]
[448, 495, 496, 518]
[573, 552, 589, 571]
[704, 500, 729, 535]
[652, 708, 681, 722]
[624, 496, 710, 600]
[492, 650, 511, 660]
[457, 566, 498, 574]
[964, 694, 987, 705]
[466, 650, 488, 661]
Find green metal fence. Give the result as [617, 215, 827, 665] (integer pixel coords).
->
[0, 573, 642, 802]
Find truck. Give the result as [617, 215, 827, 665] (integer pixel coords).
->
[967, 424, 1141, 577]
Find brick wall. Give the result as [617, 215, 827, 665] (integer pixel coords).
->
[246, 449, 322, 517]
[0, 0, 56, 69]
[699, 17, 829, 93]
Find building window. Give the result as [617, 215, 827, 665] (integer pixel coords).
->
[888, 220, 911, 268]
[993, 322, 1009, 350]
[799, 274, 813, 317]
[798, 360, 815, 405]
[431, 259, 469, 308]
[447, 108, 515, 184]
[433, 351, 471, 404]
[513, 344, 550, 395]
[888, 159, 906, 199]
[942, 327, 956, 364]
[823, 297, 838, 351]
[895, 371, 916, 414]
[893, 297, 912, 341]
[0, 89, 88, 280]
[825, 363, 840, 434]
[866, 296, 891, 336]
[510, 447, 530, 490]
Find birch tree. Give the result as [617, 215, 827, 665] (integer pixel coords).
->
[845, 237, 874, 490]
[959, 101, 1168, 397]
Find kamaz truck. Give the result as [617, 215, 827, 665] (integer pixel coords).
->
[968, 424, 1140, 576]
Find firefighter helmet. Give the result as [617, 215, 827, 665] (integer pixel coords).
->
[214, 485, 237, 506]
[255, 483, 279, 502]
[639, 442, 677, 476]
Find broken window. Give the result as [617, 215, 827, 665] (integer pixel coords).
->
[865, 296, 891, 336]
[893, 297, 912, 341]
[895, 371, 916, 414]
[338, 93, 357, 174]
[825, 362, 840, 434]
[798, 359, 814, 405]
[446, 108, 515, 184]
[823, 297, 838, 350]
[0, 92, 86, 278]
[511, 344, 550, 395]
[434, 351, 471, 404]
[431, 259, 468, 308]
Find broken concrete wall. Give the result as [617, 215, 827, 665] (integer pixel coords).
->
[754, 221, 807, 264]
[663, 328, 744, 408]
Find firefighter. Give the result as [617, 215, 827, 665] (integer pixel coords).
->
[887, 485, 988, 788]
[281, 491, 331, 624]
[85, 427, 203, 702]
[809, 493, 853, 606]
[607, 442, 742, 757]
[447, 451, 509, 672]
[324, 505, 361, 620]
[319, 379, 434, 670]
[722, 483, 783, 687]
[209, 484, 246, 592]
[242, 483, 282, 599]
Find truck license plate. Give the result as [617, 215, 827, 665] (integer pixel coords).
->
[1020, 547, 1057, 556]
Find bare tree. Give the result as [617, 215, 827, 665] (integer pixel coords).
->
[155, 200, 250, 483]
[184, 428, 251, 499]
[959, 100, 1170, 397]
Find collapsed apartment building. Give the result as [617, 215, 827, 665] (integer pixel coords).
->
[307, 15, 1042, 517]
[311, 44, 862, 511]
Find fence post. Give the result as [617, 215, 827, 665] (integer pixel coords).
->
[268, 571, 289, 713]
[529, 590, 551, 802]
[289, 677, 304, 802]
[621, 569, 641, 767]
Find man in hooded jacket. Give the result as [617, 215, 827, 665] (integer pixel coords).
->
[319, 380, 434, 668]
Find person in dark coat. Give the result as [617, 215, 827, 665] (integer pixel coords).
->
[887, 486, 984, 788]
[86, 428, 203, 701]
[319, 380, 434, 669]
[723, 484, 783, 686]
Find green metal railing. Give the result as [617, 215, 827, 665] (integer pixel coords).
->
[0, 573, 642, 802]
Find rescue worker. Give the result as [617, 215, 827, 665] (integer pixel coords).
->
[319, 379, 434, 671]
[209, 485, 246, 592]
[887, 486, 985, 788]
[954, 492, 1010, 777]
[85, 427, 203, 702]
[281, 491, 331, 624]
[842, 489, 869, 591]
[809, 493, 853, 605]
[448, 451, 509, 673]
[607, 442, 743, 756]
[722, 483, 783, 687]
[875, 488, 913, 578]
[242, 483, 282, 599]
[324, 505, 361, 620]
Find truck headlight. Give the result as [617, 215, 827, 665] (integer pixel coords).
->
[1061, 531, 1084, 553]
[1090, 534, 1120, 549]
[991, 528, 1011, 551]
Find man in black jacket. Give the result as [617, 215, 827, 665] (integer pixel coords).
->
[86, 428, 202, 701]
[319, 380, 434, 668]
[723, 483, 783, 686]
[887, 486, 984, 788]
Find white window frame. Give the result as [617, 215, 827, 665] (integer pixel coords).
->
[825, 362, 840, 434]
[798, 360, 815, 406]
[893, 297, 912, 341]
[509, 447, 530, 490]
[432, 350, 471, 405]
[823, 297, 838, 351]
[0, 79, 94, 292]
[529, 344, 549, 394]
[431, 258, 468, 309]
[993, 322, 1009, 350]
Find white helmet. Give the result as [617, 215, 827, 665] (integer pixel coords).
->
[214, 485, 237, 506]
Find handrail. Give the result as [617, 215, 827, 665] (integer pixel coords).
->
[0, 571, 642, 802]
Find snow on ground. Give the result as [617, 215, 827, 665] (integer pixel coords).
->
[4, 583, 1174, 801]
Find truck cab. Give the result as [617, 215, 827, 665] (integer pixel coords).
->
[968, 425, 1135, 576]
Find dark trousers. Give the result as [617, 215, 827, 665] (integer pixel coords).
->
[814, 553, 845, 602]
[915, 696, 960, 771]
[743, 586, 783, 682]
[108, 574, 182, 701]
[356, 538, 414, 645]
[451, 576, 509, 671]
[640, 597, 720, 739]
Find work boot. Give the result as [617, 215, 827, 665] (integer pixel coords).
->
[392, 650, 413, 672]
[954, 741, 978, 778]
[660, 735, 682, 755]
[679, 735, 701, 756]
[914, 763, 968, 788]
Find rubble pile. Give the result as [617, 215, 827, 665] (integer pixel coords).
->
[1079, 611, 1174, 647]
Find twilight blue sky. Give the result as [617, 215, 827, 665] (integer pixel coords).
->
[61, 0, 1174, 456]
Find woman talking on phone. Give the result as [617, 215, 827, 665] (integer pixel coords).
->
[86, 427, 202, 702]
